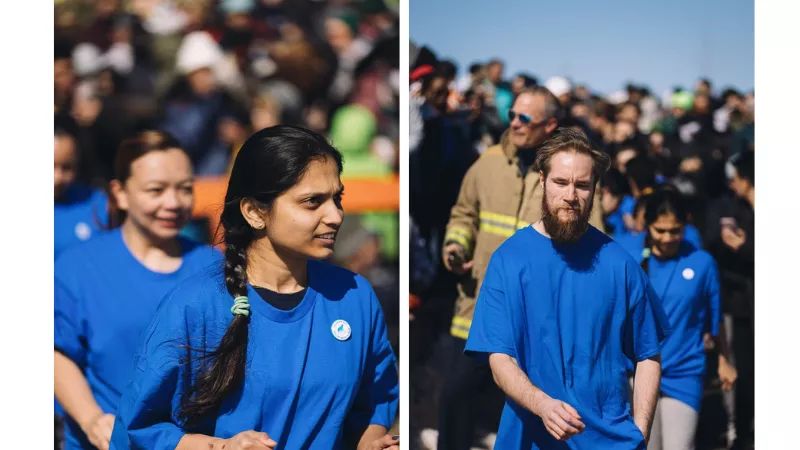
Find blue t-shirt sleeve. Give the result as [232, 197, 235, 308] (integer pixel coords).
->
[704, 258, 722, 336]
[344, 284, 399, 432]
[624, 264, 672, 362]
[110, 295, 188, 450]
[54, 276, 88, 368]
[464, 254, 516, 360]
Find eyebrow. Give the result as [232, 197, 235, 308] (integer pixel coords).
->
[142, 177, 195, 185]
[297, 185, 345, 198]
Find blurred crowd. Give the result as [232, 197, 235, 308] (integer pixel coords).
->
[409, 43, 755, 450]
[54, 0, 401, 358]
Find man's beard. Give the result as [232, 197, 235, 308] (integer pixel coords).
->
[541, 186, 594, 244]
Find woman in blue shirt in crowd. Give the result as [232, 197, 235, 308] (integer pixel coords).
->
[54, 131, 221, 450]
[110, 126, 399, 450]
[54, 124, 108, 259]
[615, 190, 703, 258]
[632, 187, 737, 450]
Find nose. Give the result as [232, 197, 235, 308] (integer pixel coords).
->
[324, 200, 344, 229]
[163, 188, 182, 209]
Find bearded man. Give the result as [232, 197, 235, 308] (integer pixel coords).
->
[464, 127, 672, 450]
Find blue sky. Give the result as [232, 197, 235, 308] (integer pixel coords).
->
[410, 0, 754, 97]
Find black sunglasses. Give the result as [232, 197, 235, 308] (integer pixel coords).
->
[508, 110, 542, 126]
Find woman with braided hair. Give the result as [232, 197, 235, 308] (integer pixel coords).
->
[110, 125, 399, 450]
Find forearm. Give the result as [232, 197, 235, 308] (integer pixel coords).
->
[176, 434, 223, 450]
[489, 353, 549, 416]
[356, 424, 388, 450]
[632, 355, 662, 440]
[712, 320, 733, 362]
[54, 351, 104, 430]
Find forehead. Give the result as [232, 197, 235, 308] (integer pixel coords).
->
[548, 150, 594, 180]
[129, 149, 192, 181]
[513, 93, 546, 115]
[652, 213, 682, 227]
[290, 158, 342, 193]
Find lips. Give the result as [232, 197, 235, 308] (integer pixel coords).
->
[316, 232, 337, 241]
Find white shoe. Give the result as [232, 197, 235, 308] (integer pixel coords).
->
[419, 428, 438, 450]
[726, 422, 737, 448]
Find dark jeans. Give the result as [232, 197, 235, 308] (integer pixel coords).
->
[436, 336, 496, 450]
[732, 316, 755, 449]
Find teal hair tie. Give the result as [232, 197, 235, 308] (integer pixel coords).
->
[231, 296, 251, 317]
[642, 248, 652, 258]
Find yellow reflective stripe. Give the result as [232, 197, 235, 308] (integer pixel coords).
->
[448, 226, 472, 238]
[445, 233, 470, 250]
[452, 316, 472, 327]
[479, 211, 518, 227]
[450, 316, 472, 340]
[479, 222, 515, 238]
[445, 226, 474, 252]
[517, 220, 531, 229]
[450, 325, 470, 340]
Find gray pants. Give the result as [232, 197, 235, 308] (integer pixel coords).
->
[628, 377, 699, 450]
[647, 395, 699, 450]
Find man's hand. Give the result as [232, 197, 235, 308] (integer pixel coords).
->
[531, 396, 585, 441]
[81, 413, 115, 450]
[443, 243, 473, 275]
[721, 226, 746, 252]
[718, 358, 738, 391]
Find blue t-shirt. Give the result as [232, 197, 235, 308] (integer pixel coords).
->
[640, 243, 721, 412]
[54, 184, 108, 259]
[54, 228, 221, 450]
[465, 226, 671, 450]
[109, 259, 399, 450]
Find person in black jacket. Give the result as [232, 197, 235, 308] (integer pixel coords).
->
[704, 151, 754, 450]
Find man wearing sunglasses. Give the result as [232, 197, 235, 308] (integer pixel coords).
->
[436, 86, 606, 450]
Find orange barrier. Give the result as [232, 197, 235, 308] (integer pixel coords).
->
[192, 175, 400, 243]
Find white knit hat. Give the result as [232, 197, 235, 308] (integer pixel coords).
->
[544, 76, 572, 98]
[175, 31, 223, 75]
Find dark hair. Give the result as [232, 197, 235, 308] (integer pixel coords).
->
[535, 127, 610, 184]
[625, 155, 657, 195]
[640, 187, 688, 274]
[54, 116, 78, 142]
[438, 60, 457, 80]
[732, 151, 755, 186]
[178, 125, 344, 428]
[106, 131, 186, 229]
[468, 63, 482, 75]
[618, 101, 642, 118]
[601, 168, 630, 197]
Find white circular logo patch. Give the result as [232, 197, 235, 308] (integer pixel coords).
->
[682, 268, 695, 280]
[75, 222, 92, 241]
[331, 320, 351, 341]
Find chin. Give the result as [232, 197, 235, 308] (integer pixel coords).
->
[307, 245, 335, 261]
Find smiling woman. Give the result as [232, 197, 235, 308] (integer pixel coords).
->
[109, 125, 399, 450]
[54, 131, 221, 450]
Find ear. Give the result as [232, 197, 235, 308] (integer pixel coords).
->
[240, 198, 268, 231]
[109, 180, 128, 212]
[539, 170, 546, 190]
[545, 118, 558, 134]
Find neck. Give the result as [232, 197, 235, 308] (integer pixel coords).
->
[533, 220, 550, 238]
[246, 239, 308, 293]
[120, 220, 181, 259]
[650, 245, 678, 260]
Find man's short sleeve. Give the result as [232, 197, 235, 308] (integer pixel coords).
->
[465, 254, 516, 360]
[624, 265, 672, 362]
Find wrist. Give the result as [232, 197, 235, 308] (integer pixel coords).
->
[529, 389, 550, 417]
[77, 408, 105, 433]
